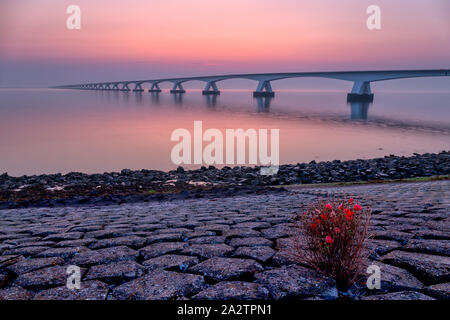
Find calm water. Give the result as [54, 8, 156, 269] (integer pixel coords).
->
[1, 88, 449, 176]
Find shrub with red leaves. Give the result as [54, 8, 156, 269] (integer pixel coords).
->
[295, 197, 371, 289]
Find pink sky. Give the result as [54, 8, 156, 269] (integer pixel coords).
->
[0, 0, 449, 86]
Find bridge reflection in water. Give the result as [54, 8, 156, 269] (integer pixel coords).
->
[103, 90, 374, 121]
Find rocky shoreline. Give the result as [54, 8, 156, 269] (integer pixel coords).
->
[1, 151, 449, 209]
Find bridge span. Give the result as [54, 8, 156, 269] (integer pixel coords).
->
[54, 69, 449, 102]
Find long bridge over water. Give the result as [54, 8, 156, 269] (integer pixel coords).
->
[55, 69, 449, 102]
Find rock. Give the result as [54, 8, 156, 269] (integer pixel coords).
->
[365, 239, 401, 259]
[181, 244, 234, 259]
[260, 225, 292, 240]
[6, 257, 64, 275]
[0, 255, 23, 268]
[37, 246, 90, 259]
[381, 251, 450, 285]
[88, 236, 146, 250]
[188, 236, 225, 245]
[362, 291, 435, 300]
[145, 233, 183, 244]
[112, 270, 205, 300]
[55, 239, 96, 247]
[0, 272, 8, 288]
[33, 280, 109, 300]
[3, 246, 50, 257]
[0, 286, 34, 300]
[189, 257, 263, 281]
[254, 265, 338, 300]
[232, 246, 277, 263]
[424, 282, 450, 300]
[224, 228, 260, 239]
[84, 261, 145, 284]
[42, 232, 83, 242]
[139, 242, 186, 260]
[71, 246, 138, 267]
[142, 255, 199, 271]
[192, 281, 269, 300]
[229, 237, 272, 248]
[403, 239, 450, 256]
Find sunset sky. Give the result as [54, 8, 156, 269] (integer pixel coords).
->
[0, 0, 449, 87]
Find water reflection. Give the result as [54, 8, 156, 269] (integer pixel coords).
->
[349, 101, 371, 120]
[172, 93, 183, 105]
[205, 94, 218, 108]
[150, 92, 160, 104]
[254, 96, 273, 112]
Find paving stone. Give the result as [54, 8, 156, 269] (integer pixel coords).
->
[372, 230, 414, 243]
[142, 254, 199, 271]
[233, 246, 277, 263]
[260, 225, 292, 240]
[232, 222, 271, 230]
[223, 228, 260, 239]
[195, 224, 230, 234]
[0, 255, 23, 268]
[71, 246, 138, 267]
[381, 250, 450, 285]
[6, 257, 65, 275]
[192, 281, 269, 300]
[189, 257, 263, 281]
[181, 244, 234, 259]
[255, 265, 338, 300]
[55, 239, 96, 247]
[85, 230, 129, 239]
[188, 236, 225, 245]
[424, 282, 450, 300]
[3, 246, 50, 257]
[33, 280, 109, 300]
[229, 237, 272, 248]
[4, 237, 43, 246]
[362, 291, 435, 300]
[89, 236, 146, 249]
[365, 239, 401, 259]
[145, 233, 183, 244]
[37, 246, 90, 259]
[140, 242, 186, 260]
[270, 251, 299, 267]
[185, 231, 216, 239]
[112, 270, 205, 300]
[403, 239, 450, 256]
[0, 286, 34, 300]
[42, 232, 83, 242]
[14, 265, 84, 290]
[84, 261, 145, 284]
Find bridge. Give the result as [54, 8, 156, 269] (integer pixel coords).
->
[54, 69, 449, 102]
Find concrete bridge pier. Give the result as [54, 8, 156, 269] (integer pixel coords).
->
[120, 83, 131, 92]
[253, 80, 275, 97]
[347, 81, 374, 102]
[202, 81, 220, 95]
[133, 83, 144, 92]
[170, 82, 186, 94]
[149, 83, 162, 93]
